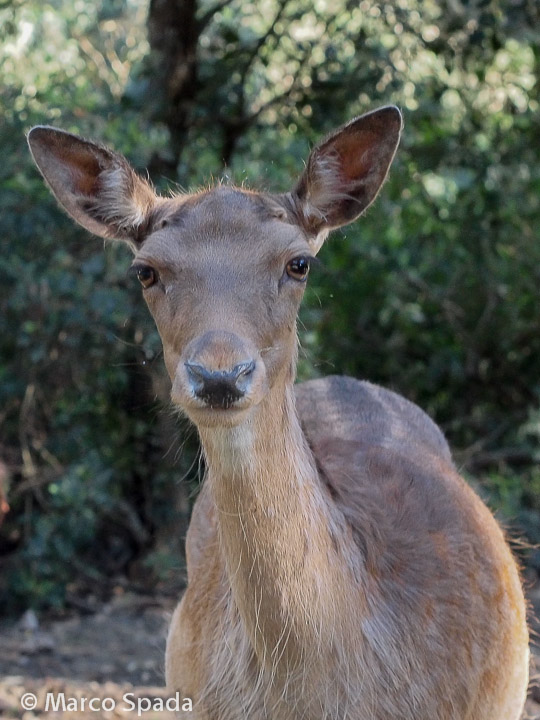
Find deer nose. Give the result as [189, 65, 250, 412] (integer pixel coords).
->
[185, 361, 256, 409]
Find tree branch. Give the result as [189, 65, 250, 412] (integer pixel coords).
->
[197, 0, 238, 33]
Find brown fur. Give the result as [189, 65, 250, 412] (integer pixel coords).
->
[28, 106, 529, 719]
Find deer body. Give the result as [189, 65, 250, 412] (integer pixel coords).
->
[166, 376, 528, 719]
[28, 107, 529, 719]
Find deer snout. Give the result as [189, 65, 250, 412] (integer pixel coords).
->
[185, 361, 255, 409]
[171, 331, 268, 418]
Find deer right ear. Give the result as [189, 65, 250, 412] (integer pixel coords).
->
[27, 126, 157, 250]
[290, 106, 402, 252]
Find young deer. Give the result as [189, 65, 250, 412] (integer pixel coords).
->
[28, 106, 528, 720]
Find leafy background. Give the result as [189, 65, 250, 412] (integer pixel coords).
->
[1, 0, 539, 613]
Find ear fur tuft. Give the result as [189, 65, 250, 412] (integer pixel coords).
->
[27, 126, 157, 249]
[292, 105, 402, 243]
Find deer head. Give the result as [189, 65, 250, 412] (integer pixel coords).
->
[28, 106, 402, 428]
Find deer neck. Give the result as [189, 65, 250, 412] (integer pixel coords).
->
[200, 375, 313, 495]
[197, 373, 355, 667]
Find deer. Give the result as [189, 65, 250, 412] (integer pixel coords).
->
[28, 105, 529, 719]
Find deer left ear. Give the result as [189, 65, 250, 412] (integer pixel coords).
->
[290, 105, 402, 251]
[27, 126, 157, 251]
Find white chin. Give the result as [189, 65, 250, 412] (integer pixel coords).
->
[183, 404, 253, 428]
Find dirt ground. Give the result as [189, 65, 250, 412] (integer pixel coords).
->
[0, 592, 178, 719]
[1, 589, 540, 719]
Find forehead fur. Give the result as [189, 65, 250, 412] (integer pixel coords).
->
[148, 186, 290, 238]
[136, 186, 307, 268]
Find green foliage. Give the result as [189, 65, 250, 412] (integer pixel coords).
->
[1, 0, 539, 612]
[0, 0, 182, 612]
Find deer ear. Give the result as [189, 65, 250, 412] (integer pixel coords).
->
[27, 126, 157, 250]
[291, 105, 402, 249]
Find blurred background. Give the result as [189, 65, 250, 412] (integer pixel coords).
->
[1, 0, 540, 619]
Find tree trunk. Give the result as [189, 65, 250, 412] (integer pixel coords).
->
[147, 0, 200, 173]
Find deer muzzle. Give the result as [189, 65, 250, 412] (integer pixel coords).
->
[171, 331, 267, 421]
[184, 360, 256, 409]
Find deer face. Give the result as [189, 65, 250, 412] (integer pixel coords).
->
[28, 106, 401, 427]
[130, 187, 313, 426]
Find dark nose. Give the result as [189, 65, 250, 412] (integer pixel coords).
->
[185, 361, 256, 409]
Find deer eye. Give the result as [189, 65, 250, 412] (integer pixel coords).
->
[133, 265, 158, 289]
[286, 257, 310, 281]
